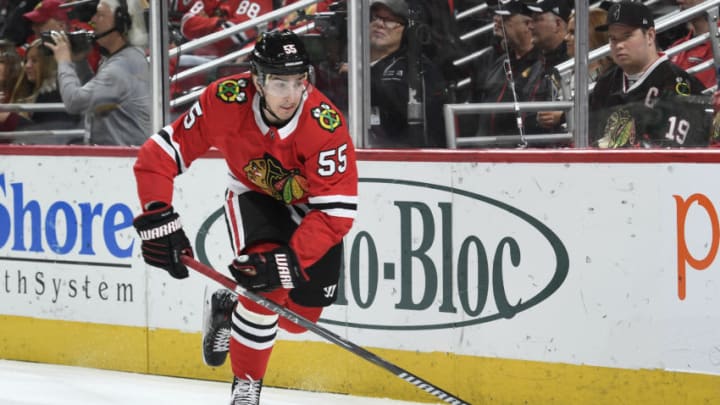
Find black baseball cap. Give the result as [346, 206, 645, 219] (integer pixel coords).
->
[370, 0, 409, 20]
[494, 0, 533, 17]
[595, 1, 654, 31]
[527, 0, 573, 22]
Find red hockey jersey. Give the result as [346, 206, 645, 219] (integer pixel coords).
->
[180, 0, 275, 55]
[134, 72, 358, 270]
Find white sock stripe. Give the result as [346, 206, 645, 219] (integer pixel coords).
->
[232, 313, 278, 338]
[235, 300, 278, 326]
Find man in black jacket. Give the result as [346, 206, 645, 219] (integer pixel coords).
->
[472, 0, 544, 139]
[527, 0, 571, 135]
[589, 1, 711, 147]
[368, 0, 447, 148]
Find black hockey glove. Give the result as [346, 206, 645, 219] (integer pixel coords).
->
[228, 246, 306, 292]
[133, 204, 193, 279]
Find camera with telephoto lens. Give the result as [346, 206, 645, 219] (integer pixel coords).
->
[40, 30, 95, 54]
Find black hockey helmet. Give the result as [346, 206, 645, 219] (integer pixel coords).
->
[251, 30, 310, 76]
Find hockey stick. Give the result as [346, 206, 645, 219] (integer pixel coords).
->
[181, 255, 471, 405]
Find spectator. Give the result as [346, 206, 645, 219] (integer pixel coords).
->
[536, 8, 614, 130]
[23, 0, 69, 39]
[276, 0, 334, 32]
[528, 0, 571, 68]
[44, 0, 151, 146]
[0, 41, 22, 104]
[0, 42, 23, 135]
[471, 0, 543, 139]
[459, 0, 507, 137]
[367, 0, 447, 147]
[0, 0, 40, 46]
[406, 0, 470, 92]
[669, 0, 717, 88]
[526, 0, 571, 135]
[475, 12, 507, 86]
[180, 0, 276, 57]
[578, 8, 614, 80]
[589, 1, 711, 147]
[23, 0, 101, 72]
[0, 39, 80, 141]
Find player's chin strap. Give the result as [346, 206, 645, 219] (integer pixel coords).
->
[498, 15, 528, 148]
[257, 88, 285, 123]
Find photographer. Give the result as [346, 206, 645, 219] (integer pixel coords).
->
[23, 0, 100, 71]
[43, 0, 150, 146]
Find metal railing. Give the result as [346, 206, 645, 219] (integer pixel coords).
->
[443, 101, 574, 148]
[0, 129, 86, 143]
[0, 102, 86, 143]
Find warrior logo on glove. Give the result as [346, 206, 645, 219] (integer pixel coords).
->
[229, 246, 306, 292]
[137, 216, 183, 240]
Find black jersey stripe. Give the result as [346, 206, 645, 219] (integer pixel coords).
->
[292, 204, 307, 218]
[157, 128, 183, 175]
[307, 201, 357, 211]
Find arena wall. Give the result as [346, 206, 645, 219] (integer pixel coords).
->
[1, 146, 719, 404]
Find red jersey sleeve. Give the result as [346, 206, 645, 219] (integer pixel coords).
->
[180, 0, 224, 39]
[133, 85, 218, 209]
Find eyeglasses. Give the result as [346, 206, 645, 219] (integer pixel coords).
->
[370, 14, 404, 29]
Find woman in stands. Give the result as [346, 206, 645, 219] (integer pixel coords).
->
[0, 41, 23, 135]
[1, 39, 80, 142]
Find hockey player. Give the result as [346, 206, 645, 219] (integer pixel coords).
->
[132, 30, 358, 404]
[589, 1, 711, 147]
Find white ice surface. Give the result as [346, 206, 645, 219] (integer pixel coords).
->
[0, 359, 431, 405]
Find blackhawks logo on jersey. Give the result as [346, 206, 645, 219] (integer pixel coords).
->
[598, 108, 636, 148]
[311, 102, 342, 133]
[674, 77, 691, 96]
[216, 79, 248, 104]
[244, 153, 308, 203]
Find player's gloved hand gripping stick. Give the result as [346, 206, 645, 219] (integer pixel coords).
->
[133, 204, 194, 279]
[228, 246, 306, 292]
[181, 255, 472, 405]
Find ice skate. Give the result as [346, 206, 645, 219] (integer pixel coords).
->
[229, 375, 263, 405]
[202, 288, 235, 367]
